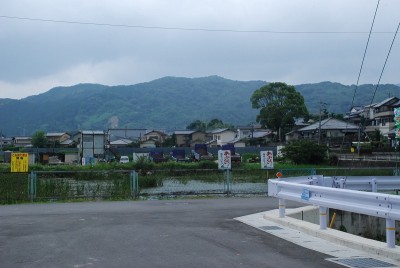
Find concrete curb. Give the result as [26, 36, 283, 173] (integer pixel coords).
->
[263, 206, 400, 265]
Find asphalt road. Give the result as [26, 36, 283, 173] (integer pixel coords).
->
[0, 197, 343, 268]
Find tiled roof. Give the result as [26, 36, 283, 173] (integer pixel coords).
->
[299, 118, 359, 131]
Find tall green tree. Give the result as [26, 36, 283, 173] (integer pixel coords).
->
[251, 82, 308, 141]
[207, 118, 234, 130]
[31, 130, 48, 148]
[186, 120, 207, 131]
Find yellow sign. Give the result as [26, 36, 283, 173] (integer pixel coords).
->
[11, 153, 29, 173]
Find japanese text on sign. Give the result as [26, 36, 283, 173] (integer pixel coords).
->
[260, 150, 274, 169]
[218, 150, 231, 170]
[11, 153, 29, 173]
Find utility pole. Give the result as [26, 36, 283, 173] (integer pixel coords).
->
[318, 107, 322, 144]
[357, 124, 361, 157]
[318, 102, 328, 145]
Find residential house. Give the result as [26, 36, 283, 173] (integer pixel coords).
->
[142, 130, 167, 145]
[109, 138, 134, 148]
[364, 97, 400, 137]
[108, 128, 148, 143]
[12, 136, 32, 147]
[79, 130, 106, 163]
[174, 130, 207, 147]
[0, 135, 13, 149]
[46, 132, 71, 147]
[235, 125, 272, 147]
[345, 97, 400, 138]
[207, 128, 237, 147]
[286, 118, 360, 146]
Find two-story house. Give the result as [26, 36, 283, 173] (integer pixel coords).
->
[345, 97, 400, 138]
[46, 132, 71, 147]
[364, 97, 400, 137]
[12, 136, 32, 147]
[207, 128, 237, 147]
[79, 130, 107, 163]
[174, 130, 207, 147]
[137, 130, 168, 148]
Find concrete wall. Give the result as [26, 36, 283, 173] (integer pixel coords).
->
[287, 206, 397, 239]
[287, 206, 320, 225]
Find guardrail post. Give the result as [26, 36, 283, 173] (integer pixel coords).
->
[386, 219, 396, 248]
[319, 206, 327, 230]
[371, 178, 377, 192]
[279, 199, 286, 218]
[339, 178, 345, 189]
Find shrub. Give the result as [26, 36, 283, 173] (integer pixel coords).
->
[282, 140, 328, 165]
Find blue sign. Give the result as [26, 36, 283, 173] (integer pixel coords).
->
[301, 188, 310, 201]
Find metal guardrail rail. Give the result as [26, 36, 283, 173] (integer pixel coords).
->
[268, 175, 400, 248]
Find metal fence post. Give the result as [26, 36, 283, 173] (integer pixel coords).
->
[224, 169, 231, 196]
[130, 171, 138, 199]
[29, 171, 36, 202]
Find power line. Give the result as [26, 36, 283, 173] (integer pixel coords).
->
[0, 15, 397, 34]
[351, 0, 380, 107]
[338, 0, 380, 169]
[368, 21, 400, 106]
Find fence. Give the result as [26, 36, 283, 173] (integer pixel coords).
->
[3, 167, 400, 204]
[0, 169, 270, 203]
[268, 175, 400, 248]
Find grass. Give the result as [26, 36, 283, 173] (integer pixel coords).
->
[1, 156, 399, 204]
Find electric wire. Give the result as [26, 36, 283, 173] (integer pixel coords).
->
[0, 15, 397, 34]
[368, 21, 399, 108]
[342, 19, 399, 175]
[337, 0, 380, 175]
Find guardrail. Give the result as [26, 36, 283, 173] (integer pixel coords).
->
[268, 175, 400, 248]
[339, 154, 400, 161]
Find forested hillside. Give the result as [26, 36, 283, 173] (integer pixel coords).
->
[0, 76, 398, 136]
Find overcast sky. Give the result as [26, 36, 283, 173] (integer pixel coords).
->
[1, 0, 399, 99]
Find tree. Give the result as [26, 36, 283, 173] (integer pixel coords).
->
[251, 82, 308, 141]
[162, 134, 177, 147]
[207, 118, 224, 129]
[207, 118, 234, 130]
[31, 130, 48, 148]
[186, 119, 234, 131]
[186, 120, 207, 131]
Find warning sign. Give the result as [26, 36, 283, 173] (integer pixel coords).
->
[260, 151, 274, 169]
[11, 153, 29, 173]
[218, 150, 231, 170]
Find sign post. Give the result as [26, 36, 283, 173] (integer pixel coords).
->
[11, 153, 29, 173]
[218, 150, 232, 195]
[260, 150, 274, 179]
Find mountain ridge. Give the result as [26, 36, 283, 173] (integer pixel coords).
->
[0, 76, 399, 136]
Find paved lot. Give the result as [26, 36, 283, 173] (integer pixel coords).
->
[0, 197, 343, 268]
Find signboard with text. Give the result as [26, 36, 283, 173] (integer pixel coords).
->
[218, 150, 231, 170]
[395, 108, 400, 140]
[11, 153, 29, 173]
[260, 150, 274, 169]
